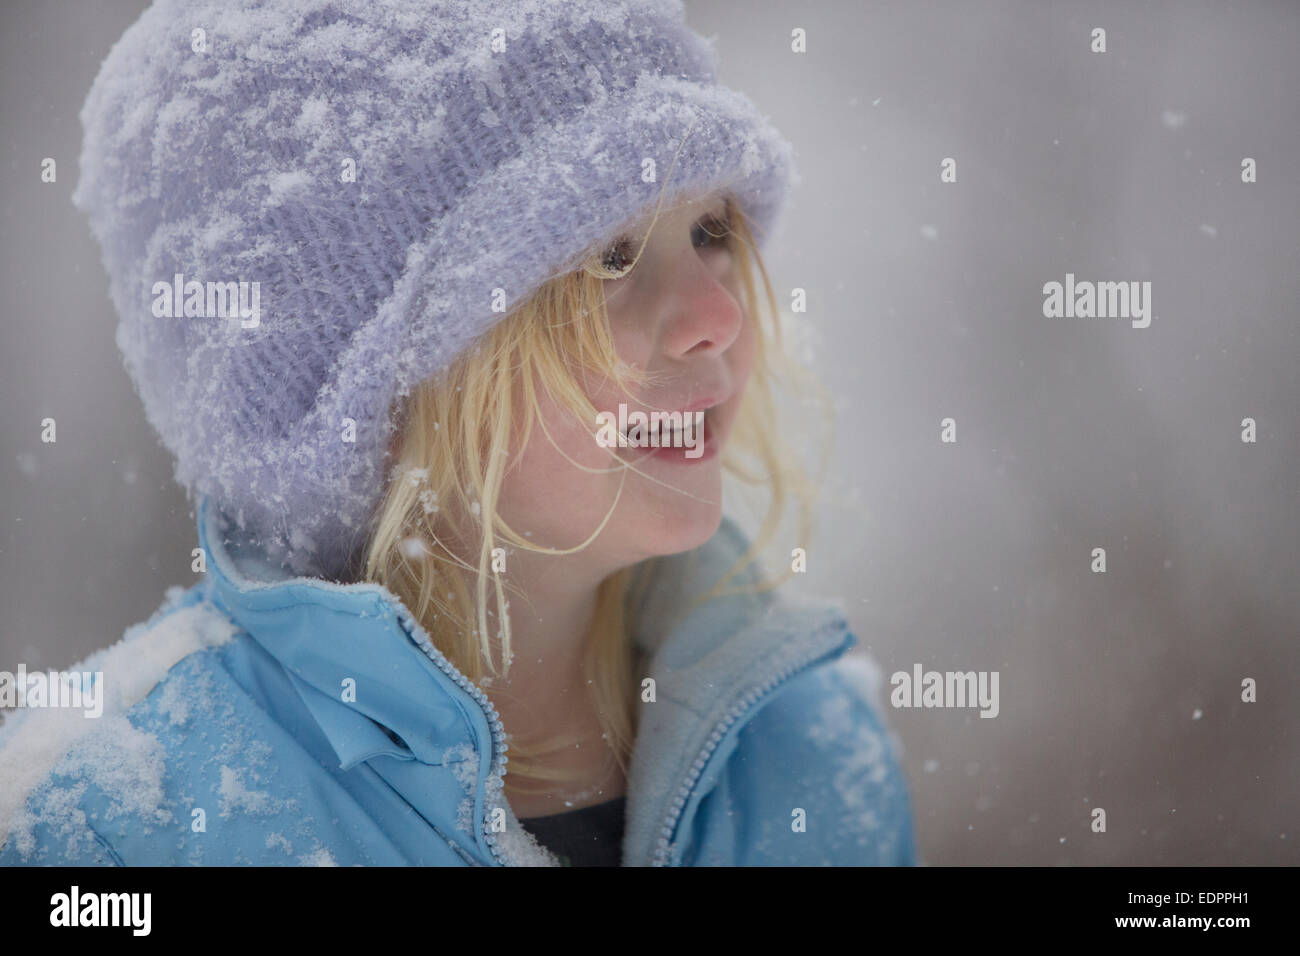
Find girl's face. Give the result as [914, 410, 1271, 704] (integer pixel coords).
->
[497, 193, 756, 570]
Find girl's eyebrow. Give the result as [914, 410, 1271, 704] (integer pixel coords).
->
[685, 194, 728, 220]
[615, 196, 729, 241]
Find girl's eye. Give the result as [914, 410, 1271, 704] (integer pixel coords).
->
[691, 214, 731, 250]
[601, 237, 636, 276]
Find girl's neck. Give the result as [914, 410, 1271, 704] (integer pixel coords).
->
[480, 546, 628, 817]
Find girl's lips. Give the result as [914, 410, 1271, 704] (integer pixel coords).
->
[647, 425, 718, 463]
[613, 392, 730, 463]
[622, 408, 718, 464]
[680, 394, 725, 414]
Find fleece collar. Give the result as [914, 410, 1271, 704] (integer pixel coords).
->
[618, 518, 856, 864]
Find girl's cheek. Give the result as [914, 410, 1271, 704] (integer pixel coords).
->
[728, 306, 759, 382]
[607, 329, 653, 381]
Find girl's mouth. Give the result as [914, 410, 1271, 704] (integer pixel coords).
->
[648, 429, 718, 463]
[621, 407, 717, 463]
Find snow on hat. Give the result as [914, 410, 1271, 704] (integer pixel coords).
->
[73, 0, 797, 579]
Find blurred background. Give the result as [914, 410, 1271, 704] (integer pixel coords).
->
[2, 0, 1296, 864]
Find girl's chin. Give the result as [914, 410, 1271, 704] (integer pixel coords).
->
[634, 501, 724, 558]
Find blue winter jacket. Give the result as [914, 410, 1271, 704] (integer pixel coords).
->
[0, 498, 918, 866]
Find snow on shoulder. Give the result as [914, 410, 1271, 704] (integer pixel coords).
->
[0, 589, 238, 855]
[829, 652, 887, 714]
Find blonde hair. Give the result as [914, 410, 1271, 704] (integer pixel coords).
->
[360, 191, 831, 799]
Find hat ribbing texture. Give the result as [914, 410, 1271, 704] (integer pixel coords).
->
[73, 0, 797, 578]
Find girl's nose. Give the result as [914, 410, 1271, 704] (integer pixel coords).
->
[656, 248, 744, 361]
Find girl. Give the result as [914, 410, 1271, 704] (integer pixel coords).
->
[0, 0, 917, 866]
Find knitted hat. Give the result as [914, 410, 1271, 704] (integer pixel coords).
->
[73, 0, 797, 579]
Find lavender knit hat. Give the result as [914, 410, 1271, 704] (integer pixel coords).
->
[73, 0, 798, 579]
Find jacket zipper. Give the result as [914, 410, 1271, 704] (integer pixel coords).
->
[394, 586, 851, 868]
[650, 619, 853, 867]
[390, 601, 510, 867]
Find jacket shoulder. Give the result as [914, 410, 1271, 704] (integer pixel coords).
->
[0, 589, 432, 866]
[0, 589, 242, 864]
[694, 649, 919, 866]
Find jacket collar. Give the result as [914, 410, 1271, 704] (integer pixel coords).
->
[196, 497, 494, 774]
[619, 516, 856, 864]
[195, 497, 854, 865]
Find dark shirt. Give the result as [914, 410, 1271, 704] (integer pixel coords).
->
[520, 796, 626, 867]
